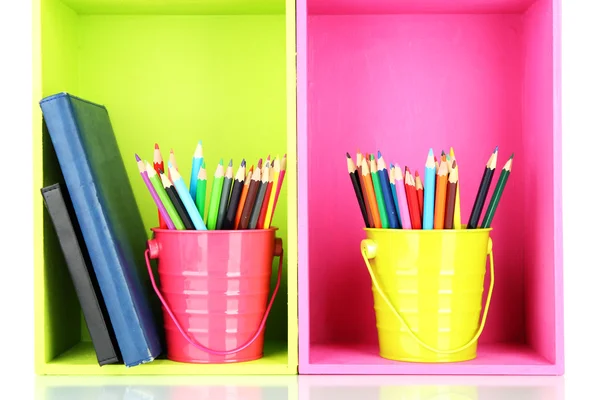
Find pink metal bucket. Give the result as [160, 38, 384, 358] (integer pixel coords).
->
[144, 228, 283, 363]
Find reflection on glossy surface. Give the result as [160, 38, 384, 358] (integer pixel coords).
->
[36, 376, 294, 400]
[35, 374, 564, 400]
[299, 375, 564, 400]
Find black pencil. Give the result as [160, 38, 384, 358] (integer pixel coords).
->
[347, 152, 369, 227]
[224, 160, 246, 229]
[467, 146, 498, 229]
[216, 159, 234, 230]
[160, 172, 194, 230]
[239, 165, 261, 229]
[249, 160, 270, 229]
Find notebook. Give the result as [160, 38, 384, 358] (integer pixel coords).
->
[39, 92, 162, 367]
[41, 183, 121, 366]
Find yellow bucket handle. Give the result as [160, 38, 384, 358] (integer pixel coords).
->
[361, 238, 495, 355]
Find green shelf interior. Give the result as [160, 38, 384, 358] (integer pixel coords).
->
[38, 0, 290, 373]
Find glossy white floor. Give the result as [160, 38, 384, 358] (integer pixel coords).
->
[34, 375, 565, 400]
[1, 1, 598, 399]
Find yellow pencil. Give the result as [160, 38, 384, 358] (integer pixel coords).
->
[264, 154, 281, 227]
[449, 147, 462, 229]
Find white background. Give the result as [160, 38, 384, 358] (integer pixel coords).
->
[0, 0, 598, 398]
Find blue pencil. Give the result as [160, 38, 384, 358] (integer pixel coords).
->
[423, 148, 436, 229]
[377, 152, 400, 229]
[390, 164, 402, 227]
[189, 140, 203, 200]
[169, 162, 207, 230]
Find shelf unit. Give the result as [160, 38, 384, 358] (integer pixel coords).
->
[33, 0, 298, 375]
[297, 0, 563, 375]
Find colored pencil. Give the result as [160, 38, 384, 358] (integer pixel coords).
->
[266, 154, 287, 228]
[444, 160, 459, 229]
[216, 159, 233, 230]
[433, 160, 449, 229]
[160, 171, 194, 230]
[264, 156, 280, 229]
[481, 154, 513, 228]
[404, 168, 422, 229]
[257, 158, 275, 229]
[234, 167, 253, 229]
[195, 160, 207, 220]
[249, 160, 270, 229]
[467, 147, 498, 229]
[347, 152, 369, 227]
[135, 154, 175, 230]
[239, 165, 261, 229]
[370, 155, 389, 228]
[206, 159, 225, 230]
[415, 170, 424, 220]
[394, 166, 412, 229]
[377, 152, 400, 229]
[389, 165, 401, 227]
[168, 163, 207, 230]
[168, 148, 178, 181]
[189, 140, 203, 201]
[224, 160, 246, 229]
[361, 158, 381, 228]
[153, 143, 167, 229]
[449, 147, 462, 229]
[423, 148, 436, 229]
[145, 161, 185, 230]
[358, 154, 374, 228]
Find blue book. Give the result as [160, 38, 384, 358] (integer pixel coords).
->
[40, 92, 162, 367]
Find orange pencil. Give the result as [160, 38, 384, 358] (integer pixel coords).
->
[404, 168, 422, 229]
[360, 158, 381, 228]
[414, 170, 424, 220]
[357, 151, 374, 228]
[234, 166, 253, 229]
[433, 161, 449, 229]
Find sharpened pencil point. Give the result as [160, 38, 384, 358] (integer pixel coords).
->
[390, 163, 394, 168]
[346, 152, 351, 158]
[135, 153, 141, 162]
[415, 170, 420, 177]
[154, 143, 159, 150]
[219, 158, 223, 165]
[377, 150, 382, 158]
[428, 148, 434, 156]
[510, 153, 514, 159]
[228, 159, 233, 167]
[241, 159, 246, 167]
[441, 150, 445, 156]
[494, 146, 499, 153]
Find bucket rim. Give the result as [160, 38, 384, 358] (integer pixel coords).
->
[151, 227, 280, 234]
[363, 226, 492, 234]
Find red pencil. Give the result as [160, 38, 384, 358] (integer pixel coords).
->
[414, 170, 424, 220]
[404, 168, 422, 229]
[153, 143, 167, 229]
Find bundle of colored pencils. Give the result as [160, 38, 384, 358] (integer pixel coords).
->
[346, 147, 513, 230]
[136, 141, 287, 231]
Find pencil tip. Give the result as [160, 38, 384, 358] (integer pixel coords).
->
[510, 153, 514, 159]
[441, 150, 445, 156]
[390, 163, 394, 168]
[198, 139, 202, 145]
[241, 159, 246, 167]
[134, 153, 141, 161]
[228, 159, 233, 166]
[154, 143, 159, 150]
[494, 145, 499, 153]
[415, 170, 420, 177]
[377, 150, 382, 158]
[346, 152, 351, 158]
[219, 158, 223, 165]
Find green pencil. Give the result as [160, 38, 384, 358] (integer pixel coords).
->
[216, 159, 234, 230]
[145, 162, 185, 230]
[206, 159, 225, 230]
[481, 154, 513, 228]
[370, 154, 389, 228]
[195, 160, 207, 220]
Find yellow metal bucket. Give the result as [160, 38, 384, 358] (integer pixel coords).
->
[361, 227, 494, 363]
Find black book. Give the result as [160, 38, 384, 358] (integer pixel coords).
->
[41, 183, 121, 366]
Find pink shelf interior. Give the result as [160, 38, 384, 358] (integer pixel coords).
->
[300, 0, 562, 373]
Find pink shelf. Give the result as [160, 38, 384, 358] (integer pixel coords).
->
[297, 0, 563, 375]
[305, 343, 558, 375]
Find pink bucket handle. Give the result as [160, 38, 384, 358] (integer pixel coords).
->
[144, 237, 283, 356]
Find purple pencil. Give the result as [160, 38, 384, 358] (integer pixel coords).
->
[135, 154, 176, 229]
[394, 166, 412, 229]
